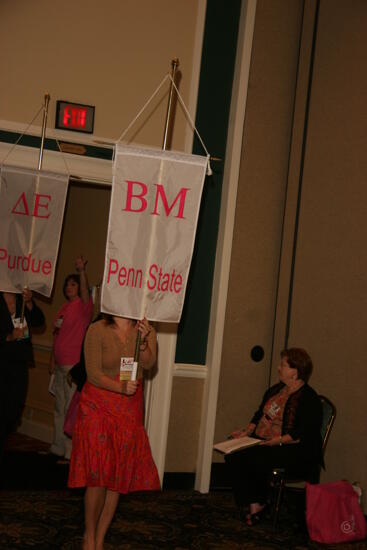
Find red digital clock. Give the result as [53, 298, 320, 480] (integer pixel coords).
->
[55, 100, 95, 134]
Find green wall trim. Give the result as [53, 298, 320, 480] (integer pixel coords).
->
[175, 0, 242, 364]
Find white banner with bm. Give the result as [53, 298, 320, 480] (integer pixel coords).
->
[101, 145, 208, 323]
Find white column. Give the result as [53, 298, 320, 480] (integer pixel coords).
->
[194, 0, 258, 493]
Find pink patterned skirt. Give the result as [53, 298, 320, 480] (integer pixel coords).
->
[68, 381, 160, 494]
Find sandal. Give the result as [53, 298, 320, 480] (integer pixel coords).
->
[246, 505, 268, 526]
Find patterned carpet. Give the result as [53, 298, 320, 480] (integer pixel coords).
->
[1, 435, 367, 549]
[0, 489, 300, 549]
[2, 487, 367, 549]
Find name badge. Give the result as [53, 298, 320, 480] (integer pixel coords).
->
[120, 357, 138, 381]
[267, 401, 281, 419]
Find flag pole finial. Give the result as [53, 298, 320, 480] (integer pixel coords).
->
[162, 58, 179, 151]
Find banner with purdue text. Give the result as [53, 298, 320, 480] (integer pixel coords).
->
[101, 145, 208, 322]
[0, 166, 69, 296]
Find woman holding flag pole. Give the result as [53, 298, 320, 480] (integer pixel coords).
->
[68, 314, 160, 550]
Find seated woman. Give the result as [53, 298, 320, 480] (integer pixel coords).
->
[225, 347, 322, 525]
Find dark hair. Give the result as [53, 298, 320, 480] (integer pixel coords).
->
[103, 314, 137, 326]
[280, 348, 313, 383]
[103, 313, 114, 325]
[63, 274, 80, 300]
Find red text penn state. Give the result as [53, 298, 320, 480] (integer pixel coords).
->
[122, 181, 190, 219]
[11, 192, 51, 219]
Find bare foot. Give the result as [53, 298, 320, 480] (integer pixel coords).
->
[82, 534, 95, 550]
[246, 503, 267, 526]
[249, 502, 265, 515]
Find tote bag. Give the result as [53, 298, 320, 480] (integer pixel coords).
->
[63, 390, 81, 438]
[306, 480, 367, 544]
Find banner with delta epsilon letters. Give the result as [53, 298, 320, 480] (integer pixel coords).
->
[101, 145, 208, 323]
[0, 166, 69, 297]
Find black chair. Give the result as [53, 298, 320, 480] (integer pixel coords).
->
[271, 395, 336, 528]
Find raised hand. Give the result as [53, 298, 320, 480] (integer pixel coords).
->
[75, 255, 88, 273]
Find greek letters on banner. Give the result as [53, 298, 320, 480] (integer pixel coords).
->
[101, 145, 208, 323]
[0, 166, 69, 296]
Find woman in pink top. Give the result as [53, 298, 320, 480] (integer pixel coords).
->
[49, 256, 93, 461]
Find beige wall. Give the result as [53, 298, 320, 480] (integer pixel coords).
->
[215, 0, 304, 450]
[275, 0, 367, 504]
[0, 0, 199, 148]
[165, 377, 204, 472]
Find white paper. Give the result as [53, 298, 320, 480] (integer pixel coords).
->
[48, 373, 56, 396]
[213, 435, 261, 454]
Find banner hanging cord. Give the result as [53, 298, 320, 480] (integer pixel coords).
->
[168, 74, 212, 175]
[117, 74, 170, 143]
[167, 74, 210, 158]
[0, 104, 44, 165]
[55, 138, 72, 177]
[116, 72, 212, 176]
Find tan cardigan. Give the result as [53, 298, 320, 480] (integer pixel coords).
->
[84, 319, 156, 387]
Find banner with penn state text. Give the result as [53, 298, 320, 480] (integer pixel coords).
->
[101, 144, 208, 322]
[0, 166, 69, 296]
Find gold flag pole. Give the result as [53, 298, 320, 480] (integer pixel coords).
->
[38, 92, 51, 170]
[21, 92, 51, 324]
